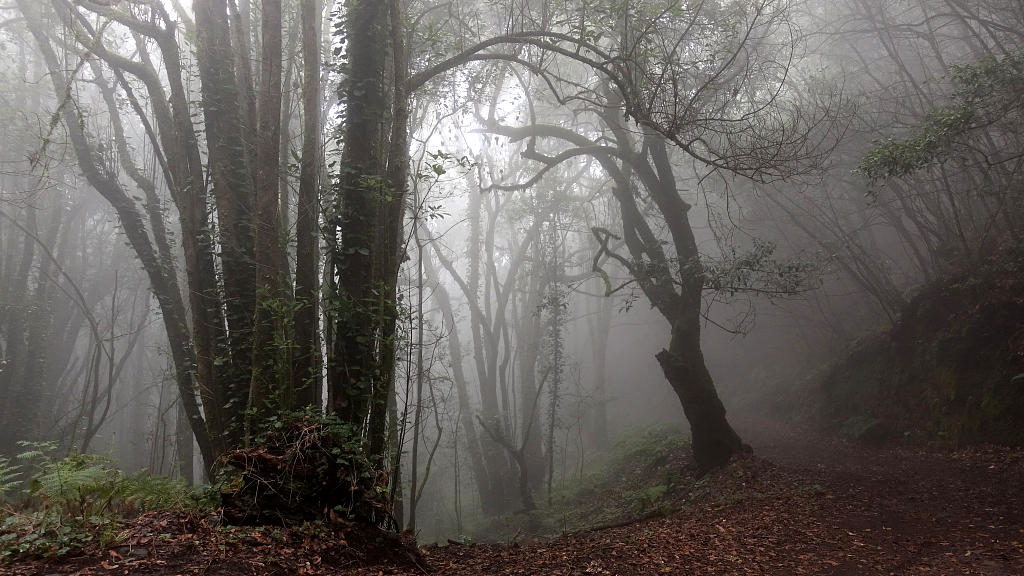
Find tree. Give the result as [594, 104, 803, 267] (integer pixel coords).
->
[9, 0, 837, 489]
[320, 0, 839, 477]
[292, 0, 324, 407]
[324, 0, 410, 465]
[451, 0, 838, 470]
[11, 0, 331, 474]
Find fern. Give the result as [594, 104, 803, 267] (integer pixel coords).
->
[27, 453, 121, 517]
[0, 457, 20, 502]
[1, 443, 209, 561]
[119, 473, 198, 512]
[14, 440, 57, 462]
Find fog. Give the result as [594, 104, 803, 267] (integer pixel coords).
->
[0, 0, 1021, 548]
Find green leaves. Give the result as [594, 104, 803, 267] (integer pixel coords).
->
[414, 149, 477, 183]
[701, 239, 820, 300]
[0, 442, 205, 561]
[857, 51, 1024, 182]
[0, 457, 19, 503]
[857, 105, 972, 182]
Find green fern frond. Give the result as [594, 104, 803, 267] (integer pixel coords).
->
[0, 457, 21, 501]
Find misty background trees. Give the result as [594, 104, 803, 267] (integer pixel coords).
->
[0, 0, 1021, 541]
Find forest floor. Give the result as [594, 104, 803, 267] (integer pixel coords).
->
[9, 419, 1024, 576]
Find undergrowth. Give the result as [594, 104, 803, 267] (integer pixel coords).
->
[545, 425, 691, 532]
[0, 442, 210, 560]
[468, 424, 693, 542]
[218, 410, 390, 528]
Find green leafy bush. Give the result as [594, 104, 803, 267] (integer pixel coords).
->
[0, 442, 207, 560]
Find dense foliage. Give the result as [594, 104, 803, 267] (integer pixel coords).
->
[0, 443, 209, 560]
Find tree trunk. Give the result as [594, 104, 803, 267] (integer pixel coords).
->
[194, 0, 257, 446]
[367, 0, 411, 462]
[423, 251, 493, 515]
[517, 266, 546, 491]
[292, 0, 322, 407]
[387, 382, 404, 528]
[329, 0, 389, 426]
[248, 0, 286, 429]
[586, 292, 612, 450]
[643, 134, 747, 471]
[0, 206, 36, 453]
[176, 399, 195, 485]
[656, 320, 745, 471]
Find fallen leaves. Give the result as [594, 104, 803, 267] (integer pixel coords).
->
[9, 435, 1024, 576]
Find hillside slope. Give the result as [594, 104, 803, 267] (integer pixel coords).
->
[789, 251, 1024, 445]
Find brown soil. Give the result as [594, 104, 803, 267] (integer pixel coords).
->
[8, 421, 1024, 575]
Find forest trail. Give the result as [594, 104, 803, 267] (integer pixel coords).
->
[738, 419, 1024, 575]
[14, 422, 1024, 576]
[381, 420, 1024, 576]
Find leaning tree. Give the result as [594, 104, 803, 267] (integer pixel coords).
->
[457, 0, 840, 469]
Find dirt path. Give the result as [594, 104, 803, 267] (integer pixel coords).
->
[743, 419, 1024, 575]
[389, 423, 1024, 576]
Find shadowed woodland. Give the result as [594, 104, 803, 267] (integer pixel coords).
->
[0, 0, 1022, 574]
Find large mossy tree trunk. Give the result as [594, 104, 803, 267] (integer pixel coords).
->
[328, 0, 409, 468]
[329, 0, 390, 427]
[247, 0, 286, 431]
[193, 0, 257, 448]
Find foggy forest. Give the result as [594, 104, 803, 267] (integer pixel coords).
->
[0, 0, 1022, 574]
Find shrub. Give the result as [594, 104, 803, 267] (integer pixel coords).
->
[218, 410, 390, 527]
[0, 442, 206, 560]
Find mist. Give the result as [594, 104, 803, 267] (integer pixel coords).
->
[1, 0, 1022, 573]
